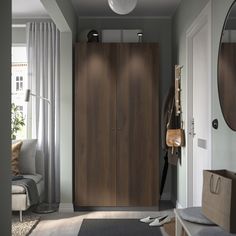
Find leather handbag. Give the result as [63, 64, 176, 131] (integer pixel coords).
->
[166, 97, 185, 153]
[166, 128, 185, 147]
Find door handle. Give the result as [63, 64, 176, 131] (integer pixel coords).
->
[189, 118, 196, 137]
[188, 131, 196, 136]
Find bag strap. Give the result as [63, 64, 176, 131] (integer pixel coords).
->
[160, 151, 169, 196]
[210, 175, 221, 195]
[167, 96, 175, 129]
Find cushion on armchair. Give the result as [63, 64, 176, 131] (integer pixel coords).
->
[11, 141, 23, 176]
[12, 139, 38, 175]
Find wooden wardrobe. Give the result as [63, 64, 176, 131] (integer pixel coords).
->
[74, 43, 159, 207]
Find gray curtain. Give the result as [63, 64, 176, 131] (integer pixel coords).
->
[27, 22, 60, 203]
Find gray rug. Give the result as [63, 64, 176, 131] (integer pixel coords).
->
[78, 219, 163, 236]
[12, 213, 40, 236]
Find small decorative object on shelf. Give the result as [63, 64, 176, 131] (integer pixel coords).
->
[137, 32, 143, 43]
[87, 30, 99, 43]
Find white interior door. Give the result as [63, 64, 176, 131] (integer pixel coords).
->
[192, 23, 210, 206]
[187, 2, 212, 207]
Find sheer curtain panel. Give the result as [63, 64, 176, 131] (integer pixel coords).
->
[27, 22, 60, 203]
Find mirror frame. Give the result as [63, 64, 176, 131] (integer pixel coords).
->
[217, 0, 236, 131]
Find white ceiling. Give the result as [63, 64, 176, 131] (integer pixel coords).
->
[12, 0, 49, 18]
[12, 0, 181, 19]
[71, 0, 182, 17]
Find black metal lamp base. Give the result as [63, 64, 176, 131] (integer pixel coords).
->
[33, 203, 58, 214]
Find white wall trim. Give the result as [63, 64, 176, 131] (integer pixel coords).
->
[59, 203, 74, 213]
[59, 32, 73, 207]
[12, 24, 26, 28]
[78, 16, 171, 20]
[41, 0, 71, 32]
[185, 1, 212, 207]
[12, 19, 53, 25]
[12, 43, 26, 47]
[12, 16, 50, 20]
[176, 201, 184, 209]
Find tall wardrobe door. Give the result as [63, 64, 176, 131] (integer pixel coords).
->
[116, 44, 159, 206]
[74, 43, 118, 206]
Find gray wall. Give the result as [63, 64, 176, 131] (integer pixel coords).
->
[172, 0, 235, 207]
[12, 18, 54, 45]
[78, 18, 172, 105]
[212, 0, 236, 171]
[172, 0, 210, 208]
[12, 27, 26, 45]
[40, 0, 78, 211]
[12, 0, 78, 209]
[77, 17, 173, 200]
[0, 0, 11, 235]
[78, 17, 172, 103]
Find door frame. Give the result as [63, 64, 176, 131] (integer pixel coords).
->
[186, 1, 212, 207]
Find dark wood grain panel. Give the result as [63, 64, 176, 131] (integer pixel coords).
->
[218, 43, 236, 130]
[74, 43, 159, 207]
[74, 43, 117, 206]
[116, 44, 159, 206]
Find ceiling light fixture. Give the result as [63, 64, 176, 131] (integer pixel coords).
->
[137, 32, 143, 42]
[108, 0, 137, 15]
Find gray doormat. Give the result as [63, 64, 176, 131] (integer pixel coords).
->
[78, 219, 163, 236]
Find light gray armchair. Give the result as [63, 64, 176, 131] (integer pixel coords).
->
[12, 140, 45, 221]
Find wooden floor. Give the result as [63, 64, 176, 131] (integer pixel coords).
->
[30, 201, 174, 236]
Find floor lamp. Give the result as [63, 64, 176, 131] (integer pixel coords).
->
[25, 89, 57, 213]
[25, 89, 51, 104]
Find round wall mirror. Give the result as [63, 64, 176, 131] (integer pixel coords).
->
[218, 2, 236, 131]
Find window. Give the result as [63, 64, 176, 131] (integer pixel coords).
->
[16, 76, 24, 91]
[11, 46, 28, 139]
[18, 106, 23, 113]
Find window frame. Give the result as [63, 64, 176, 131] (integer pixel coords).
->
[11, 44, 31, 139]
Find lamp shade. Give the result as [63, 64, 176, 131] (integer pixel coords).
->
[24, 89, 51, 104]
[25, 89, 31, 102]
[108, 0, 137, 15]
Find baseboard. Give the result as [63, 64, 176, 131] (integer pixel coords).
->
[176, 201, 184, 209]
[161, 192, 171, 201]
[59, 203, 74, 212]
[74, 206, 159, 211]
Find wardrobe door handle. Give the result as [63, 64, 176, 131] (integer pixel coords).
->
[117, 128, 121, 131]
